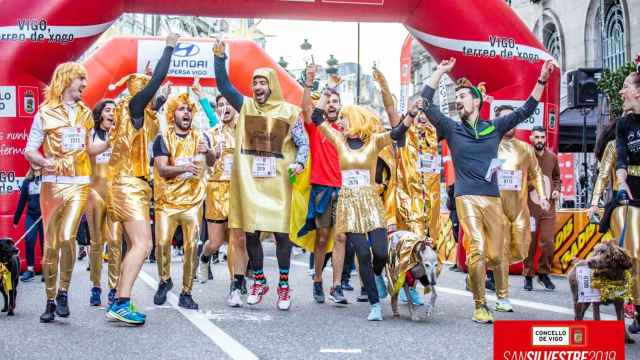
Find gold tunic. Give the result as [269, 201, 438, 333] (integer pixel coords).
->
[318, 121, 392, 233]
[153, 127, 207, 214]
[228, 68, 301, 233]
[395, 123, 441, 240]
[206, 121, 236, 221]
[591, 140, 620, 207]
[385, 231, 425, 296]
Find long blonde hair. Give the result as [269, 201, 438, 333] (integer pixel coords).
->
[43, 62, 87, 106]
[340, 105, 382, 143]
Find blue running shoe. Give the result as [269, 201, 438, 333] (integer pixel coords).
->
[107, 300, 146, 325]
[374, 275, 388, 300]
[367, 303, 383, 321]
[90, 287, 101, 306]
[107, 289, 117, 306]
[407, 287, 424, 305]
[20, 270, 35, 282]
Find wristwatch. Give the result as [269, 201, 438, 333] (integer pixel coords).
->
[537, 79, 547, 85]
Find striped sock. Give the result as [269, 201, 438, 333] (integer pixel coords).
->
[279, 268, 289, 288]
[254, 270, 266, 284]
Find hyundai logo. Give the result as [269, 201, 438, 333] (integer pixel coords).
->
[173, 43, 200, 57]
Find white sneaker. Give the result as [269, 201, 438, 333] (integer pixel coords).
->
[495, 298, 514, 312]
[246, 283, 269, 305]
[197, 259, 210, 284]
[277, 286, 291, 311]
[227, 289, 243, 307]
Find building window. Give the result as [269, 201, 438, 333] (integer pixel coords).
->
[602, 2, 626, 70]
[543, 22, 562, 66]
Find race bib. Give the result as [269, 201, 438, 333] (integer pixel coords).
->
[252, 156, 276, 178]
[342, 169, 371, 188]
[96, 149, 112, 164]
[175, 157, 194, 180]
[497, 170, 522, 191]
[221, 154, 233, 180]
[530, 217, 536, 232]
[417, 153, 439, 174]
[60, 127, 86, 152]
[576, 266, 601, 303]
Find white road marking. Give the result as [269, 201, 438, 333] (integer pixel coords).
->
[320, 349, 363, 354]
[278, 257, 617, 321]
[138, 270, 258, 360]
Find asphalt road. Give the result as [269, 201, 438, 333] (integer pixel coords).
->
[2, 243, 639, 360]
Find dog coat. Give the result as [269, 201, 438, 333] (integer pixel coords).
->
[385, 231, 427, 296]
[0, 263, 12, 291]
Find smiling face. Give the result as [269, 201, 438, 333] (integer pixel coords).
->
[174, 103, 193, 131]
[252, 76, 271, 105]
[619, 73, 640, 113]
[216, 96, 236, 123]
[326, 93, 342, 122]
[65, 76, 87, 102]
[455, 88, 480, 121]
[100, 103, 115, 131]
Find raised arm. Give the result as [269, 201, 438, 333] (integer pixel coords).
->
[291, 117, 310, 168]
[494, 60, 554, 135]
[301, 64, 317, 124]
[373, 68, 401, 127]
[129, 34, 177, 128]
[213, 39, 243, 112]
[421, 58, 458, 139]
[192, 78, 219, 128]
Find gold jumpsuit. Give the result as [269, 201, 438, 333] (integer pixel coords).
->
[154, 127, 207, 294]
[496, 137, 545, 299]
[318, 122, 392, 233]
[38, 102, 93, 299]
[206, 122, 236, 221]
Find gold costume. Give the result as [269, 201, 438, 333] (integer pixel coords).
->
[107, 95, 159, 222]
[39, 101, 93, 299]
[206, 121, 236, 221]
[87, 132, 111, 288]
[377, 145, 397, 229]
[228, 68, 301, 233]
[154, 126, 207, 293]
[456, 195, 508, 306]
[385, 231, 426, 296]
[591, 141, 620, 209]
[496, 137, 545, 299]
[318, 110, 393, 234]
[395, 123, 441, 240]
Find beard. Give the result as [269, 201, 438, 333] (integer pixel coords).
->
[176, 118, 192, 131]
[534, 142, 545, 151]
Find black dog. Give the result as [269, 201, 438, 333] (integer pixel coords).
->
[0, 238, 20, 316]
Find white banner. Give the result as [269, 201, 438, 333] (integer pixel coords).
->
[490, 100, 544, 130]
[0, 86, 17, 117]
[138, 40, 217, 79]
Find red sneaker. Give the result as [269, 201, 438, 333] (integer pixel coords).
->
[277, 286, 291, 310]
[246, 282, 269, 305]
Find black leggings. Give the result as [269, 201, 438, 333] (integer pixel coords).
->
[246, 231, 292, 272]
[348, 228, 388, 304]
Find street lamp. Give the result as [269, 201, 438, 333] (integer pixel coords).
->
[300, 39, 312, 51]
[278, 56, 288, 69]
[326, 54, 338, 75]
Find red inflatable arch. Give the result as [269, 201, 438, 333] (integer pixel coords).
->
[0, 0, 560, 268]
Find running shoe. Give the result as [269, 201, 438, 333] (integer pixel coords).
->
[485, 272, 496, 292]
[277, 286, 291, 310]
[39, 300, 56, 323]
[178, 293, 199, 310]
[472, 304, 494, 324]
[495, 298, 514, 313]
[20, 270, 35, 282]
[108, 288, 117, 305]
[329, 286, 348, 305]
[524, 276, 533, 291]
[107, 300, 146, 325]
[211, 251, 220, 264]
[341, 280, 354, 291]
[77, 247, 87, 260]
[356, 287, 369, 302]
[374, 275, 388, 299]
[246, 282, 269, 305]
[90, 287, 102, 306]
[55, 291, 70, 317]
[197, 258, 210, 284]
[537, 274, 556, 291]
[153, 278, 173, 305]
[228, 288, 243, 308]
[313, 281, 325, 303]
[367, 303, 383, 321]
[399, 287, 424, 305]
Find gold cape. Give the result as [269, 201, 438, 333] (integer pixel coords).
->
[385, 231, 426, 296]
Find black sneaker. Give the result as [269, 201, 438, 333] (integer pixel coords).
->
[40, 300, 56, 323]
[313, 281, 325, 303]
[341, 280, 354, 291]
[537, 274, 555, 291]
[356, 287, 368, 302]
[329, 286, 348, 305]
[55, 291, 70, 317]
[154, 278, 173, 305]
[485, 272, 496, 292]
[211, 251, 220, 264]
[178, 293, 199, 310]
[78, 247, 87, 261]
[524, 276, 533, 291]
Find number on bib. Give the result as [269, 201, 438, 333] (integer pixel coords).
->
[417, 153, 439, 174]
[252, 156, 276, 178]
[342, 169, 371, 188]
[61, 127, 86, 152]
[221, 155, 233, 180]
[497, 170, 522, 191]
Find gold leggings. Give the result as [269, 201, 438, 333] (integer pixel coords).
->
[87, 188, 107, 287]
[155, 206, 203, 294]
[455, 195, 508, 306]
[499, 192, 532, 299]
[611, 205, 640, 305]
[105, 214, 124, 290]
[41, 183, 89, 299]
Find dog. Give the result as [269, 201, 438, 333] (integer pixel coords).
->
[567, 241, 634, 344]
[386, 231, 438, 321]
[0, 238, 20, 316]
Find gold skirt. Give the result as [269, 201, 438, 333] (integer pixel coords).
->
[206, 181, 230, 221]
[336, 185, 385, 234]
[107, 176, 151, 222]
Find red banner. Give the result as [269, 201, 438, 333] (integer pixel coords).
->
[494, 321, 625, 360]
[558, 153, 576, 200]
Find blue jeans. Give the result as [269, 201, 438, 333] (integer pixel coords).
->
[24, 213, 44, 267]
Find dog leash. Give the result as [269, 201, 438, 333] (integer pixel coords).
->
[13, 216, 43, 248]
[619, 205, 629, 248]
